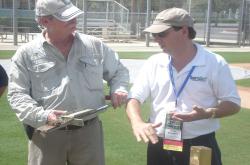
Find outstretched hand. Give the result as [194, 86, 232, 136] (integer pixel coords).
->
[171, 105, 210, 122]
[132, 121, 162, 144]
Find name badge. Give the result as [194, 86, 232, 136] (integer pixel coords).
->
[163, 113, 183, 152]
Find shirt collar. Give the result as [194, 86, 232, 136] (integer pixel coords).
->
[158, 43, 206, 74]
[37, 30, 80, 46]
[190, 43, 206, 67]
[158, 43, 206, 68]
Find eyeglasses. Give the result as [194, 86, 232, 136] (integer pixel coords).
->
[151, 28, 173, 38]
[152, 31, 168, 38]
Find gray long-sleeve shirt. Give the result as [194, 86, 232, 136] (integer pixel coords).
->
[8, 32, 129, 128]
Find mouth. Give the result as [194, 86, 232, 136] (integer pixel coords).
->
[159, 44, 165, 50]
[161, 47, 168, 53]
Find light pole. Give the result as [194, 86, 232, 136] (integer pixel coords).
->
[205, 0, 212, 47]
[188, 0, 192, 14]
[146, 0, 151, 47]
[13, 0, 18, 46]
[83, 0, 87, 34]
[237, 0, 246, 46]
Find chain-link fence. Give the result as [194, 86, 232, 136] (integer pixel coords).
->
[76, 0, 129, 38]
[129, 0, 242, 45]
[240, 0, 250, 46]
[0, 0, 249, 46]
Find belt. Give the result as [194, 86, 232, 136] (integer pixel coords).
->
[59, 117, 97, 130]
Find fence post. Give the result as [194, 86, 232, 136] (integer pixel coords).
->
[205, 0, 212, 47]
[145, 0, 151, 47]
[13, 0, 18, 46]
[82, 0, 87, 34]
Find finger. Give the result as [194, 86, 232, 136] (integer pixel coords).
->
[111, 95, 118, 109]
[193, 105, 207, 119]
[171, 114, 184, 121]
[193, 105, 202, 112]
[140, 131, 149, 143]
[144, 127, 158, 144]
[120, 96, 127, 104]
[116, 96, 123, 107]
[149, 135, 159, 144]
[113, 92, 128, 106]
[193, 105, 204, 112]
[116, 94, 127, 106]
[54, 110, 67, 116]
[140, 127, 154, 143]
[47, 113, 59, 125]
[48, 113, 57, 121]
[112, 95, 124, 108]
[152, 122, 162, 128]
[135, 133, 142, 142]
[147, 125, 160, 144]
[147, 131, 158, 144]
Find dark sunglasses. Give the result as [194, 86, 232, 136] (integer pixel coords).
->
[152, 31, 168, 38]
[151, 28, 175, 38]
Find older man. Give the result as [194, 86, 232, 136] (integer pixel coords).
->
[8, 0, 129, 165]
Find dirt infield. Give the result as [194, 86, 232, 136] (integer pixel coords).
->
[231, 63, 250, 70]
[230, 63, 250, 109]
[237, 86, 250, 109]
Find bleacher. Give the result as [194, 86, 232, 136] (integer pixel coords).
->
[0, 0, 135, 43]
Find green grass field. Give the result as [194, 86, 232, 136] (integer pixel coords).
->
[1, 50, 250, 63]
[0, 50, 15, 59]
[236, 78, 250, 87]
[0, 91, 249, 165]
[0, 50, 249, 164]
[119, 51, 250, 63]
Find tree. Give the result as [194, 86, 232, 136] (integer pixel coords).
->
[213, 0, 240, 13]
[212, 0, 241, 25]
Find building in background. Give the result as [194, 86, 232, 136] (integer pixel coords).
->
[0, 0, 35, 9]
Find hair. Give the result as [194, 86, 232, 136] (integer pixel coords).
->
[172, 26, 196, 39]
[35, 15, 54, 30]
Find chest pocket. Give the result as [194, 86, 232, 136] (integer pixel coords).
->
[188, 71, 213, 97]
[79, 56, 103, 90]
[27, 60, 60, 92]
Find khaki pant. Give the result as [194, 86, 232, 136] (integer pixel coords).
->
[28, 118, 105, 165]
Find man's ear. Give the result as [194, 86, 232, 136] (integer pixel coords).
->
[181, 26, 189, 37]
[38, 17, 50, 27]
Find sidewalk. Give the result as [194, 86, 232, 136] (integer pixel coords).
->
[107, 41, 250, 52]
[1, 40, 249, 109]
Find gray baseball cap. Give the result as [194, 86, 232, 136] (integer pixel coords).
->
[35, 0, 83, 22]
[144, 8, 194, 33]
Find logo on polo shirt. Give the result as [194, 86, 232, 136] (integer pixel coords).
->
[190, 76, 207, 81]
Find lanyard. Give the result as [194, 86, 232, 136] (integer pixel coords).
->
[169, 59, 195, 107]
